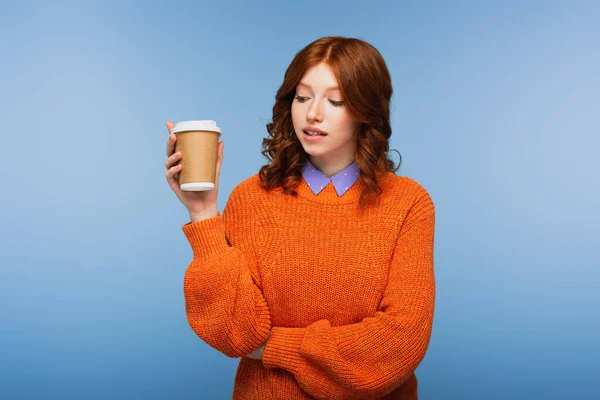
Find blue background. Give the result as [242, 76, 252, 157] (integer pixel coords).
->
[1, 1, 598, 399]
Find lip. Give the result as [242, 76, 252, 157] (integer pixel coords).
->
[304, 127, 327, 135]
[303, 130, 326, 142]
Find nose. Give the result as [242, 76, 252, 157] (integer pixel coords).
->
[307, 99, 323, 122]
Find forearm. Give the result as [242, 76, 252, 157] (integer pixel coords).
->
[182, 216, 271, 358]
[189, 205, 219, 223]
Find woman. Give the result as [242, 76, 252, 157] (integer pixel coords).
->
[164, 36, 435, 400]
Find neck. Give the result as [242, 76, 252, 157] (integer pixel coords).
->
[309, 156, 355, 178]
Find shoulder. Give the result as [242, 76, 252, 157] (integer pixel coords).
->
[230, 173, 264, 199]
[224, 174, 275, 226]
[226, 173, 270, 212]
[382, 173, 435, 212]
[384, 173, 433, 200]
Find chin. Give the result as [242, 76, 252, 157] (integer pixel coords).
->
[302, 147, 329, 157]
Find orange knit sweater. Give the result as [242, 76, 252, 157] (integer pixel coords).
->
[181, 171, 436, 399]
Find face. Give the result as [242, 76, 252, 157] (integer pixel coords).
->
[291, 63, 360, 173]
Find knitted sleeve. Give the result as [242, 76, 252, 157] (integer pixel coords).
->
[261, 191, 436, 400]
[181, 183, 272, 358]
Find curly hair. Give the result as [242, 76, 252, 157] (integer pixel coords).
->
[258, 36, 401, 211]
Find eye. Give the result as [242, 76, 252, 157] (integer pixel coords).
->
[295, 95, 343, 107]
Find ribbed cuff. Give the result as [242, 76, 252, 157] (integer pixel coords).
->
[262, 326, 306, 374]
[181, 214, 230, 260]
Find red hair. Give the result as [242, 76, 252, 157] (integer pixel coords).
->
[258, 36, 401, 210]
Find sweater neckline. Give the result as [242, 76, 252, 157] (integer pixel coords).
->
[295, 171, 393, 205]
[296, 175, 362, 205]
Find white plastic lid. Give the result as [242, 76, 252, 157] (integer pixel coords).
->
[171, 120, 221, 135]
[180, 182, 215, 191]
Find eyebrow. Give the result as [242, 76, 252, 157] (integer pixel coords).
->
[298, 82, 340, 91]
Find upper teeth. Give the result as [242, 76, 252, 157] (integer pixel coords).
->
[306, 131, 320, 136]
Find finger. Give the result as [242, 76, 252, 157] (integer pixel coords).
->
[165, 164, 182, 185]
[166, 133, 177, 157]
[164, 151, 181, 169]
[165, 163, 181, 177]
[166, 121, 177, 157]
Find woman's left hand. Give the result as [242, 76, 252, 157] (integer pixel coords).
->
[246, 338, 268, 360]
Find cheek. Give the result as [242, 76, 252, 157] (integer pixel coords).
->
[336, 114, 358, 135]
[291, 103, 301, 123]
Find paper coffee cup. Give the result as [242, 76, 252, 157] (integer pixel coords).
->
[171, 120, 222, 191]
